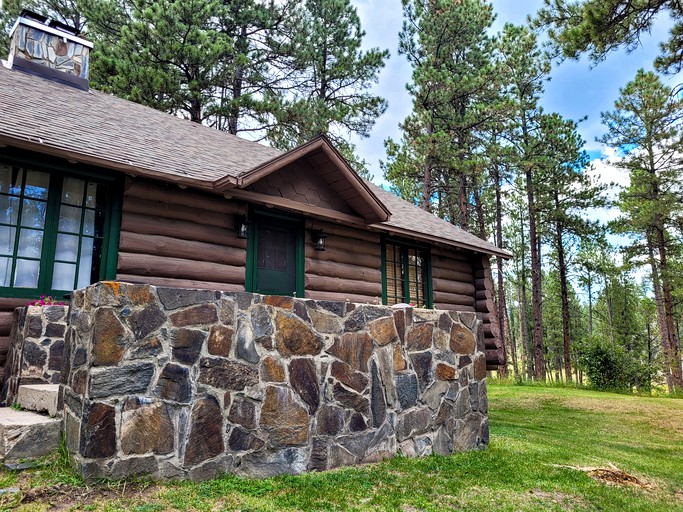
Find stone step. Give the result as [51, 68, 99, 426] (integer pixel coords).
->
[0, 408, 61, 462]
[16, 384, 60, 417]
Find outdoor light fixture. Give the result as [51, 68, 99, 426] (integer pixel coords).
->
[236, 215, 249, 239]
[312, 229, 327, 251]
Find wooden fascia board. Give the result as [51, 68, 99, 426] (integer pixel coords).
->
[0, 134, 224, 190]
[224, 188, 368, 226]
[370, 223, 513, 260]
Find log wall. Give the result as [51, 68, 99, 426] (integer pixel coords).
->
[472, 254, 504, 369]
[117, 179, 247, 292]
[431, 246, 476, 312]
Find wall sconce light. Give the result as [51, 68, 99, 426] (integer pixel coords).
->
[236, 215, 249, 239]
[312, 229, 327, 251]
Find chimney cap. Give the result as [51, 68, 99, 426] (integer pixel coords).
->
[10, 9, 93, 49]
[19, 9, 82, 36]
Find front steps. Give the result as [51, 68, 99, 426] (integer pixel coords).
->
[0, 384, 61, 463]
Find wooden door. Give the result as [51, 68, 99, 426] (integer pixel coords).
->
[252, 216, 302, 296]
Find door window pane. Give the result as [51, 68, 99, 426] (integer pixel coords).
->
[77, 238, 94, 289]
[14, 259, 40, 288]
[58, 205, 82, 233]
[0, 257, 11, 286]
[0, 227, 16, 256]
[85, 182, 98, 208]
[55, 233, 79, 262]
[83, 209, 95, 236]
[0, 196, 19, 225]
[21, 199, 47, 229]
[17, 229, 43, 258]
[62, 177, 85, 206]
[52, 262, 76, 291]
[24, 171, 50, 199]
[0, 166, 23, 196]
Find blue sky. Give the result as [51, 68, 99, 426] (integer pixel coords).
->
[351, 0, 676, 187]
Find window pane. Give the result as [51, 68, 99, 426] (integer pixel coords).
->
[0, 226, 16, 256]
[77, 237, 94, 288]
[21, 199, 47, 229]
[0, 256, 12, 286]
[62, 177, 85, 206]
[17, 229, 43, 258]
[0, 196, 19, 225]
[83, 209, 95, 236]
[52, 262, 76, 291]
[24, 171, 50, 200]
[85, 182, 98, 208]
[0, 166, 23, 196]
[58, 205, 82, 233]
[14, 259, 40, 288]
[55, 233, 79, 262]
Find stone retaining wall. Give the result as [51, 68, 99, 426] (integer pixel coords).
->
[61, 281, 488, 480]
[2, 305, 68, 406]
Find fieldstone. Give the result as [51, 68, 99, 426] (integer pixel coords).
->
[64, 411, 79, 454]
[308, 437, 328, 471]
[450, 323, 475, 354]
[44, 306, 66, 322]
[479, 380, 488, 414]
[71, 368, 87, 395]
[236, 318, 259, 364]
[393, 309, 406, 343]
[237, 447, 308, 478]
[207, 325, 233, 357]
[73, 347, 87, 367]
[414, 436, 433, 457]
[184, 396, 224, 466]
[327, 444, 357, 469]
[121, 398, 174, 455]
[438, 313, 453, 332]
[289, 358, 319, 413]
[376, 347, 398, 406]
[275, 312, 323, 356]
[327, 332, 373, 372]
[92, 308, 128, 366]
[436, 363, 458, 381]
[264, 295, 294, 309]
[332, 383, 369, 415]
[435, 399, 455, 427]
[129, 333, 163, 359]
[337, 430, 374, 459]
[458, 312, 478, 330]
[198, 358, 258, 391]
[171, 329, 206, 364]
[349, 412, 367, 432]
[219, 297, 236, 324]
[454, 385, 471, 419]
[22, 341, 46, 368]
[330, 361, 368, 393]
[228, 396, 257, 429]
[433, 426, 453, 455]
[344, 306, 388, 332]
[260, 356, 286, 382]
[155, 363, 192, 403]
[395, 373, 418, 410]
[26, 314, 43, 338]
[251, 305, 273, 341]
[293, 301, 310, 322]
[127, 304, 165, 340]
[110, 456, 159, 480]
[453, 414, 484, 451]
[469, 382, 480, 411]
[308, 308, 343, 334]
[228, 426, 265, 451]
[410, 351, 433, 392]
[458, 355, 472, 369]
[422, 380, 449, 411]
[397, 407, 431, 442]
[317, 300, 345, 317]
[232, 292, 254, 311]
[89, 362, 155, 398]
[316, 405, 344, 435]
[370, 360, 386, 428]
[122, 284, 156, 306]
[260, 386, 309, 447]
[474, 355, 487, 380]
[394, 344, 407, 371]
[406, 323, 433, 352]
[170, 304, 218, 327]
[80, 402, 116, 458]
[45, 322, 65, 338]
[157, 288, 219, 310]
[368, 317, 398, 346]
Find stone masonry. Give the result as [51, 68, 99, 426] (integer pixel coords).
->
[61, 282, 489, 480]
[2, 305, 68, 406]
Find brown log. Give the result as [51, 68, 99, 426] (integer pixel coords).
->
[305, 274, 381, 297]
[126, 179, 238, 215]
[121, 212, 246, 249]
[118, 252, 245, 284]
[431, 266, 474, 283]
[431, 247, 471, 262]
[119, 231, 246, 266]
[117, 274, 244, 293]
[305, 290, 379, 304]
[321, 235, 381, 256]
[476, 299, 495, 312]
[124, 194, 236, 230]
[431, 258, 473, 274]
[432, 291, 475, 307]
[0, 312, 13, 336]
[305, 259, 381, 283]
[305, 245, 380, 269]
[486, 348, 504, 364]
[432, 277, 475, 296]
[0, 297, 29, 311]
[475, 289, 492, 300]
[474, 268, 487, 279]
[308, 220, 380, 244]
[433, 303, 476, 312]
[484, 322, 500, 338]
[474, 277, 487, 289]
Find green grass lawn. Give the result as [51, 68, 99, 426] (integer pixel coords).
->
[2, 384, 682, 511]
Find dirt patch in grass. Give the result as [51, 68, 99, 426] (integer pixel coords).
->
[528, 489, 586, 511]
[552, 463, 657, 491]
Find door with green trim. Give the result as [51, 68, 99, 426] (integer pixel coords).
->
[253, 216, 302, 296]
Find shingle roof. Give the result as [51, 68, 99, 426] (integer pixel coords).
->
[0, 64, 510, 258]
[0, 64, 282, 188]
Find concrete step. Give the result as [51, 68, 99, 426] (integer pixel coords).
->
[0, 408, 61, 462]
[16, 384, 59, 417]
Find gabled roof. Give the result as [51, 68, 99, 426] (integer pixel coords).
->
[0, 63, 511, 258]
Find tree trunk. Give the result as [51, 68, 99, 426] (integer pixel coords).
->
[526, 166, 545, 380]
[554, 193, 572, 382]
[494, 168, 508, 377]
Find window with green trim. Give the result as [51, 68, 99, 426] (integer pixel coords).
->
[382, 240, 432, 307]
[0, 160, 120, 299]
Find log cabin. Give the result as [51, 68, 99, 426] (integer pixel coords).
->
[0, 11, 511, 384]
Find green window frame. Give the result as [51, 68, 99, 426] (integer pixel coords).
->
[0, 152, 122, 300]
[381, 237, 432, 308]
